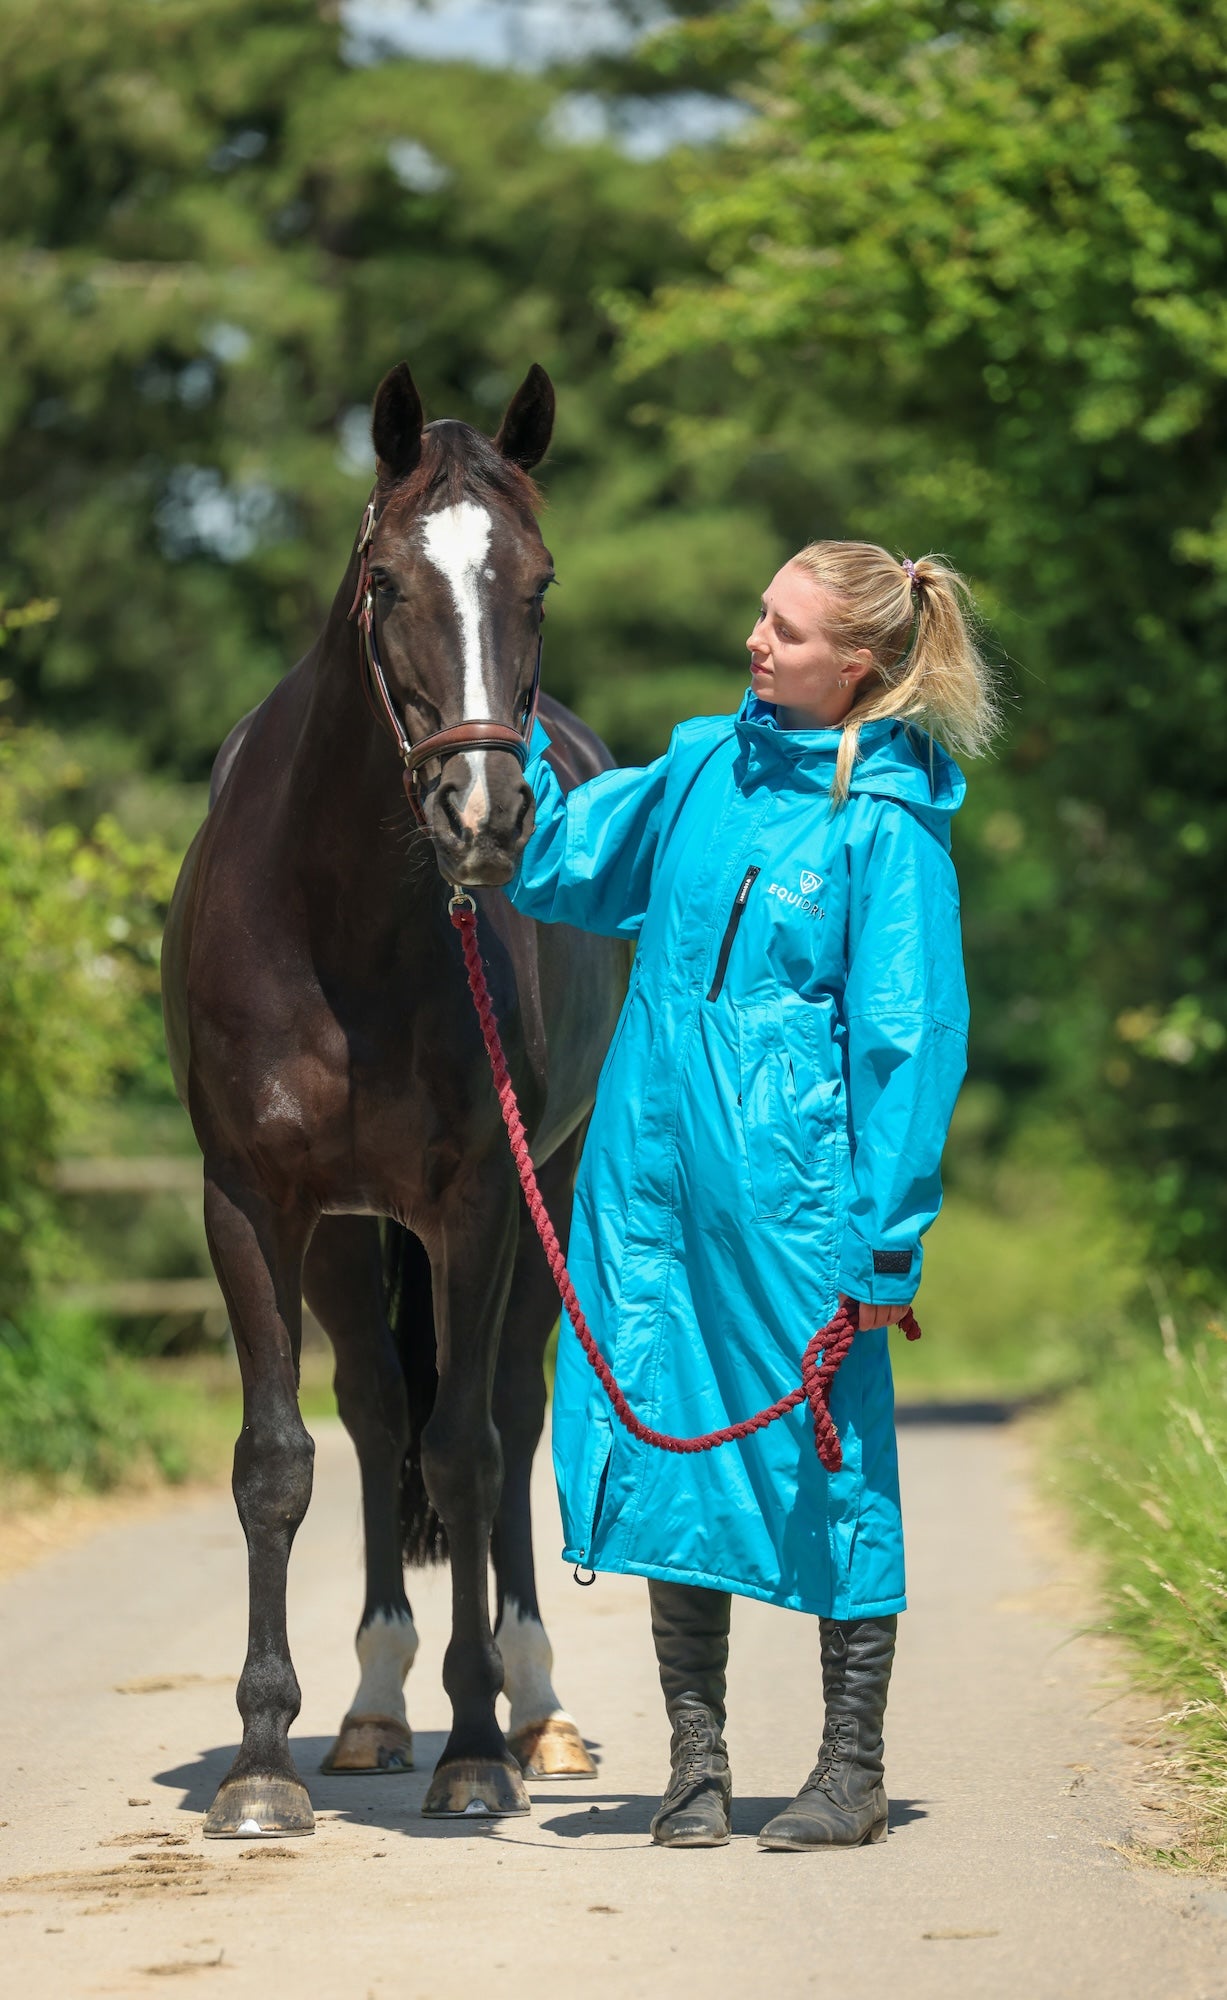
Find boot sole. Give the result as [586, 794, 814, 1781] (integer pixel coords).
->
[654, 1829, 731, 1848]
[758, 1819, 887, 1852]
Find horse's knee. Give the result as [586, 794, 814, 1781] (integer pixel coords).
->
[233, 1419, 314, 1540]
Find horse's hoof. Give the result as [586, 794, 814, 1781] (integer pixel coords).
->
[203, 1775, 315, 1839]
[421, 1758, 531, 1818]
[508, 1716, 597, 1779]
[320, 1713, 415, 1775]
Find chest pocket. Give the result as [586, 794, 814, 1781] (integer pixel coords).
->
[737, 993, 844, 1224]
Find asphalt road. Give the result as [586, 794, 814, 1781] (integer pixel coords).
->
[1, 1412, 1225, 1999]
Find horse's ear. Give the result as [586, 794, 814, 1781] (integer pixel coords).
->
[372, 362, 425, 484]
[494, 364, 555, 471]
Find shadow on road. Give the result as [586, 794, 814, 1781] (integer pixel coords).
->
[157, 1735, 624, 1841]
[539, 1795, 929, 1841]
[155, 1743, 929, 1846]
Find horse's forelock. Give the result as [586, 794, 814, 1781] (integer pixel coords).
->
[379, 423, 542, 533]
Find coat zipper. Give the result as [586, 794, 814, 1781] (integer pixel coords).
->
[706, 866, 760, 1001]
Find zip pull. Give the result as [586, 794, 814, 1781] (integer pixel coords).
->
[707, 865, 760, 1001]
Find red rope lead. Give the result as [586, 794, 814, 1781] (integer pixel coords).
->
[451, 901, 919, 1474]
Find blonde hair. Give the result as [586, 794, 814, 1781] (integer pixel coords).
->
[790, 540, 1002, 800]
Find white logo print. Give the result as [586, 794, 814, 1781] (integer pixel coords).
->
[799, 870, 822, 894]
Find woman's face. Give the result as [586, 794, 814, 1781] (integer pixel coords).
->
[745, 563, 873, 727]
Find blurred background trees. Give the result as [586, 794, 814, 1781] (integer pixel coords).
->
[0, 0, 1223, 1464]
[614, 0, 1227, 1291]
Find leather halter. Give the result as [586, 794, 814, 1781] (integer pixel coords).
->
[348, 497, 542, 828]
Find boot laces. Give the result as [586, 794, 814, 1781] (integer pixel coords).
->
[675, 1711, 714, 1786]
[802, 1723, 846, 1797]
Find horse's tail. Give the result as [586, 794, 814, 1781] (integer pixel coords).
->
[382, 1221, 449, 1565]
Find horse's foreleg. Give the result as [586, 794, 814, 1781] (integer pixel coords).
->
[303, 1215, 418, 1777]
[420, 1178, 528, 1818]
[202, 1170, 316, 1839]
[492, 1135, 596, 1779]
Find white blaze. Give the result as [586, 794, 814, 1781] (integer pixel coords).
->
[497, 1599, 574, 1737]
[349, 1608, 419, 1720]
[420, 500, 494, 720]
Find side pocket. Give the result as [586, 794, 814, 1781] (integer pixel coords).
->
[738, 998, 797, 1221]
[738, 995, 841, 1223]
[577, 1439, 614, 1568]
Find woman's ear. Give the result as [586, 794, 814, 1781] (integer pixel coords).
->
[844, 647, 876, 684]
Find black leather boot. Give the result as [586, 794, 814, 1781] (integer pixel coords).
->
[758, 1615, 896, 1851]
[647, 1580, 732, 1848]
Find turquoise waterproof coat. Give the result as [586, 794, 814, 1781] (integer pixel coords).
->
[506, 693, 969, 1617]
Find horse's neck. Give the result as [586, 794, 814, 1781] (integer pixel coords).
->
[288, 581, 438, 922]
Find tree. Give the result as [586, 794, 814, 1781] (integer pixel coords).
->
[615, 0, 1227, 1283]
[0, 0, 776, 777]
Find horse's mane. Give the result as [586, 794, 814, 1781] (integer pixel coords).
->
[381, 420, 542, 525]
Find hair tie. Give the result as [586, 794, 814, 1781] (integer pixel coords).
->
[901, 557, 920, 593]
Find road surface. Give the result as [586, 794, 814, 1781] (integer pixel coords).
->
[1, 1412, 1225, 1998]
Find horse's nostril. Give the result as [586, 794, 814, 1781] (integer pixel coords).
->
[438, 784, 467, 841]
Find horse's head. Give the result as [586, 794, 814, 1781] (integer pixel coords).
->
[359, 361, 556, 887]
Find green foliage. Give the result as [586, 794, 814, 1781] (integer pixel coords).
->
[0, 705, 175, 1319]
[1056, 1325, 1227, 1864]
[903, 1116, 1143, 1400]
[0, 0, 773, 774]
[0, 1305, 189, 1487]
[613, 0, 1227, 1285]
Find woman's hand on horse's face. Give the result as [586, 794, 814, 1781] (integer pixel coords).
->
[840, 1294, 914, 1332]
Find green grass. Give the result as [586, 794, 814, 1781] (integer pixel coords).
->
[898, 1132, 1143, 1402]
[0, 1306, 195, 1490]
[1054, 1323, 1227, 1869]
[0, 1309, 339, 1495]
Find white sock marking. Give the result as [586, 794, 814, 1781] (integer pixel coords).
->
[349, 1608, 419, 1721]
[497, 1600, 573, 1737]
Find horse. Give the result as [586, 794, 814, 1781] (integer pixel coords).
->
[161, 360, 627, 1833]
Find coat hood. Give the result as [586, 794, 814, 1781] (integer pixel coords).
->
[733, 690, 965, 836]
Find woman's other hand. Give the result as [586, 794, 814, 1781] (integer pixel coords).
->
[840, 1294, 913, 1332]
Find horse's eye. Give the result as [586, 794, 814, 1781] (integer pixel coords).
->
[371, 570, 396, 595]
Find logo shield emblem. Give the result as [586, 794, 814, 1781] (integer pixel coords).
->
[799, 870, 821, 894]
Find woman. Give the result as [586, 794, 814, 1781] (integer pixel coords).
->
[506, 540, 998, 1850]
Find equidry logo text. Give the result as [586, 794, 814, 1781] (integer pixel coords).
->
[766, 870, 825, 919]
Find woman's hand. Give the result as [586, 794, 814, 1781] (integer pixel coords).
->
[840, 1294, 913, 1332]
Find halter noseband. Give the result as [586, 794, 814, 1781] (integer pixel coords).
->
[348, 497, 542, 829]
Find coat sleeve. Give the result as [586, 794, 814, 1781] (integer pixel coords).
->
[836, 805, 969, 1306]
[504, 733, 675, 939]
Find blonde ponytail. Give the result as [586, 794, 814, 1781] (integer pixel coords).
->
[790, 541, 1003, 800]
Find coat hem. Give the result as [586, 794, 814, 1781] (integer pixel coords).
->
[560, 1545, 906, 1620]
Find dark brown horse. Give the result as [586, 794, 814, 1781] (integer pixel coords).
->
[162, 361, 626, 1833]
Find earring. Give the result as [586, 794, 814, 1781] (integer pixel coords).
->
[838, 678, 848, 688]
